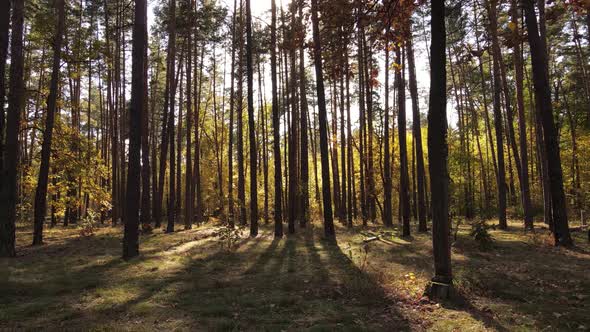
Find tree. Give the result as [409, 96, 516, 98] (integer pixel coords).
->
[246, 0, 258, 237]
[383, 43, 392, 227]
[396, 46, 411, 237]
[522, 0, 573, 246]
[184, 0, 194, 231]
[406, 34, 427, 232]
[123, 0, 148, 259]
[427, 0, 452, 298]
[0, 0, 25, 258]
[271, 0, 283, 237]
[0, 0, 10, 169]
[166, 0, 178, 234]
[510, 0, 533, 230]
[487, 0, 508, 230]
[311, 0, 335, 239]
[33, 0, 66, 246]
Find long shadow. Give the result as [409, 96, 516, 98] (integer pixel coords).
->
[446, 229, 590, 331]
[303, 226, 411, 330]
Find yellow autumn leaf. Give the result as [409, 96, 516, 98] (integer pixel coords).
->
[508, 21, 517, 32]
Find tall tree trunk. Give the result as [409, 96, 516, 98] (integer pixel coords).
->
[428, 0, 452, 296]
[124, 0, 148, 259]
[245, 0, 258, 237]
[0, 0, 25, 257]
[166, 0, 178, 234]
[184, 5, 193, 230]
[396, 47, 411, 236]
[511, 0, 533, 230]
[522, 0, 573, 246]
[140, 23, 151, 229]
[228, 0, 237, 227]
[488, 0, 508, 229]
[311, 0, 335, 238]
[407, 35, 427, 232]
[271, 0, 283, 237]
[33, 0, 66, 245]
[237, 1, 246, 226]
[0, 0, 10, 169]
[33, 0, 65, 245]
[345, 51, 355, 225]
[383, 43, 392, 227]
[299, 0, 310, 228]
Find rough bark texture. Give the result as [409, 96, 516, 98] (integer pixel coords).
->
[428, 0, 452, 294]
[33, 0, 66, 246]
[271, 0, 283, 237]
[311, 0, 335, 239]
[0, 0, 25, 258]
[522, 0, 573, 246]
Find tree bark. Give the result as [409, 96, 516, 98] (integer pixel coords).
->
[407, 35, 427, 232]
[33, 0, 66, 245]
[428, 0, 452, 294]
[271, 0, 282, 237]
[124, 0, 148, 258]
[522, 0, 573, 246]
[0, 0, 25, 258]
[311, 0, 335, 238]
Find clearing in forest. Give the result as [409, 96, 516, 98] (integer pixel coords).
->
[1, 221, 589, 331]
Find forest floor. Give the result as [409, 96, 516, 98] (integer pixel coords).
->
[1, 218, 589, 331]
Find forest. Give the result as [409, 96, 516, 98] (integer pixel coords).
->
[1, 0, 590, 330]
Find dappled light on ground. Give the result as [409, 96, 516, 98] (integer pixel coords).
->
[1, 220, 589, 330]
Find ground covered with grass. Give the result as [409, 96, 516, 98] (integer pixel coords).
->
[1, 219, 589, 331]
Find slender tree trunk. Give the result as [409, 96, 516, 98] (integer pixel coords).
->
[237, 1, 246, 226]
[0, 0, 25, 257]
[311, 0, 335, 238]
[396, 47, 411, 236]
[33, 0, 66, 245]
[124, 0, 148, 258]
[184, 6, 193, 230]
[245, 0, 257, 236]
[0, 0, 10, 169]
[299, 0, 310, 228]
[428, 0, 452, 296]
[166, 0, 178, 234]
[407, 35, 427, 232]
[271, 0, 282, 237]
[522, 0, 572, 246]
[488, 0, 508, 229]
[228, 0, 237, 227]
[511, 0, 533, 230]
[383, 44, 392, 227]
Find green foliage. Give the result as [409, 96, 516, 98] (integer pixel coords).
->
[469, 219, 494, 250]
[214, 225, 245, 251]
[78, 210, 98, 237]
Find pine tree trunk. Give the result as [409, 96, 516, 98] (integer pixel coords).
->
[0, 0, 10, 169]
[488, 0, 508, 229]
[383, 44, 392, 227]
[299, 0, 310, 228]
[428, 0, 452, 295]
[166, 0, 178, 234]
[311, 0, 334, 238]
[407, 35, 427, 232]
[0, 0, 25, 258]
[124, 0, 148, 258]
[33, 0, 65, 246]
[522, 0, 573, 246]
[246, 0, 257, 237]
[184, 7, 193, 230]
[271, 0, 282, 237]
[396, 47, 411, 236]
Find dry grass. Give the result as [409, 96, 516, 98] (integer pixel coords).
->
[1, 219, 589, 331]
